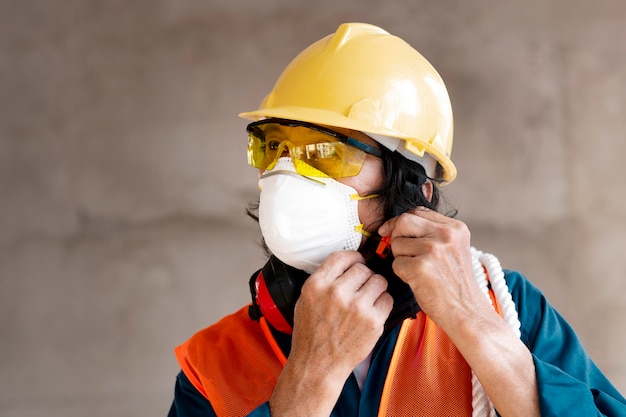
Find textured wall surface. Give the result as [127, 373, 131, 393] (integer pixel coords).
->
[1, 1, 625, 415]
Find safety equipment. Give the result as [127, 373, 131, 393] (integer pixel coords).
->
[247, 255, 309, 334]
[247, 118, 382, 178]
[173, 250, 518, 416]
[240, 22, 456, 184]
[248, 240, 421, 335]
[258, 157, 365, 273]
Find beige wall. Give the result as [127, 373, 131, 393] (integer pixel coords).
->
[1, 1, 625, 415]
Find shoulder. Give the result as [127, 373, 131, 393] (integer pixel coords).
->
[502, 270, 543, 302]
[502, 269, 566, 349]
[174, 305, 283, 416]
[502, 269, 548, 309]
[182, 305, 261, 355]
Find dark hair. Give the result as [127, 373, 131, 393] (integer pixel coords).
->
[375, 147, 441, 219]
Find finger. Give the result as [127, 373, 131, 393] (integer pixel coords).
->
[378, 211, 431, 240]
[310, 250, 366, 285]
[382, 208, 458, 240]
[373, 291, 394, 315]
[406, 206, 454, 225]
[333, 261, 379, 294]
[387, 235, 435, 258]
[377, 208, 428, 237]
[355, 273, 388, 299]
[356, 274, 393, 317]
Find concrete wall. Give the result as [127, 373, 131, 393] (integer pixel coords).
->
[1, 1, 625, 415]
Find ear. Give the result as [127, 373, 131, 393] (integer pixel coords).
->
[422, 180, 433, 202]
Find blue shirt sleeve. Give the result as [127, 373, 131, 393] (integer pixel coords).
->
[168, 370, 273, 417]
[167, 371, 218, 417]
[506, 270, 626, 416]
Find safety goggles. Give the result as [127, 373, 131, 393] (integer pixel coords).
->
[247, 118, 383, 178]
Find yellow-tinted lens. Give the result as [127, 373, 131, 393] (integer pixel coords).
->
[299, 142, 366, 177]
[247, 134, 289, 171]
[247, 129, 285, 170]
[247, 133, 268, 168]
[247, 124, 368, 177]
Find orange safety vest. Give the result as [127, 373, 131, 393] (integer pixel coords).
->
[175, 292, 502, 416]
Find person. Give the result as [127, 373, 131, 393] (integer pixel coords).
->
[168, 23, 626, 416]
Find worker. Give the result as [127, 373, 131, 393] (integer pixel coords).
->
[168, 22, 626, 416]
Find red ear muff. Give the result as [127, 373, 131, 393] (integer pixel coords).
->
[248, 256, 309, 334]
[253, 270, 293, 333]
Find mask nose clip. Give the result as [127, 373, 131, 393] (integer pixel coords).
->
[260, 157, 327, 186]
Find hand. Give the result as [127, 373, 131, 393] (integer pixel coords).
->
[291, 250, 394, 378]
[379, 208, 540, 417]
[269, 250, 393, 416]
[378, 207, 492, 331]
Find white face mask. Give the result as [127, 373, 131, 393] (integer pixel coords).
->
[258, 157, 366, 273]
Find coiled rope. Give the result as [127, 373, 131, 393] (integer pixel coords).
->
[470, 247, 521, 417]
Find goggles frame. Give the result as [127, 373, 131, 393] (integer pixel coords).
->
[246, 118, 383, 178]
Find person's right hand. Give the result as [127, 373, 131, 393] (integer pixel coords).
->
[269, 250, 393, 416]
[292, 250, 393, 376]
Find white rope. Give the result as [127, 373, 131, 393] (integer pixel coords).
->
[470, 247, 521, 417]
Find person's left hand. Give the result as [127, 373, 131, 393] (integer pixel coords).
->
[379, 208, 541, 417]
[377, 207, 493, 332]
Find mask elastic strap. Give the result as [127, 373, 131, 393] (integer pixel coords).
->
[350, 193, 379, 201]
[351, 193, 379, 238]
[354, 224, 372, 237]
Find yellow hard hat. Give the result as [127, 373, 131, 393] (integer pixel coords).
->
[239, 22, 456, 184]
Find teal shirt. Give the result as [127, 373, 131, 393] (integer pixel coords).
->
[168, 270, 626, 416]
